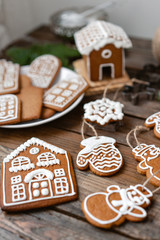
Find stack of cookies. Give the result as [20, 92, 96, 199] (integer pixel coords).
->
[0, 55, 88, 126]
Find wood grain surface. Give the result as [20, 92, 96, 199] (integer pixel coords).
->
[0, 25, 159, 240]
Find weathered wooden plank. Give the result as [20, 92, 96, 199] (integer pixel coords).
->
[0, 208, 130, 240]
[0, 123, 160, 239]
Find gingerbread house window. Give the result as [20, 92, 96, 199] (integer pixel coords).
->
[37, 152, 60, 167]
[11, 175, 22, 185]
[11, 183, 26, 202]
[54, 168, 65, 177]
[9, 156, 35, 172]
[54, 177, 69, 195]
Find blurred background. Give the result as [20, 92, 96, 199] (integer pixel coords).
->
[0, 0, 160, 49]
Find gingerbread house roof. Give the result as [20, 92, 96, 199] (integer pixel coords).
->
[3, 137, 66, 163]
[74, 21, 132, 55]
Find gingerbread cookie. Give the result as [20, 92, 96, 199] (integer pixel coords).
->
[76, 136, 123, 176]
[0, 94, 21, 125]
[82, 184, 152, 229]
[132, 143, 160, 186]
[145, 112, 160, 138]
[41, 107, 56, 119]
[0, 137, 77, 212]
[20, 75, 32, 89]
[0, 59, 20, 95]
[84, 98, 124, 126]
[18, 84, 43, 122]
[43, 75, 88, 111]
[28, 55, 61, 89]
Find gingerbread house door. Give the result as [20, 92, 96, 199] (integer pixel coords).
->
[24, 169, 54, 200]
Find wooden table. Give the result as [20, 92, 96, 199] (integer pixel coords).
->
[0, 26, 159, 240]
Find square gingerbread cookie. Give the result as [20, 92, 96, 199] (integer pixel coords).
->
[43, 75, 88, 111]
[0, 137, 78, 212]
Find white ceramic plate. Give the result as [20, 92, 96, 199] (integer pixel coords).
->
[1, 66, 84, 129]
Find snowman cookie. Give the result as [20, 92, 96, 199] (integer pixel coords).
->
[76, 136, 123, 176]
[82, 184, 153, 229]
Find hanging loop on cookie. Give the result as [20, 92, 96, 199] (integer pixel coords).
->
[142, 169, 160, 193]
[126, 125, 150, 149]
[81, 119, 99, 140]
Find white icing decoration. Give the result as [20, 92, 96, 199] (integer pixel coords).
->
[0, 94, 19, 123]
[24, 169, 54, 183]
[2, 151, 76, 206]
[54, 168, 65, 177]
[33, 189, 40, 197]
[74, 21, 132, 56]
[54, 177, 69, 195]
[41, 188, 49, 196]
[4, 137, 66, 163]
[28, 55, 60, 88]
[33, 182, 39, 188]
[77, 136, 122, 174]
[30, 147, 40, 155]
[43, 74, 87, 109]
[11, 175, 22, 185]
[101, 49, 112, 59]
[41, 181, 48, 188]
[83, 184, 152, 226]
[37, 152, 60, 167]
[11, 183, 26, 202]
[0, 59, 19, 94]
[84, 98, 124, 125]
[9, 156, 35, 173]
[132, 143, 160, 183]
[145, 112, 160, 136]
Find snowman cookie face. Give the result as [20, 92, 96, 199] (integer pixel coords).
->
[76, 136, 123, 176]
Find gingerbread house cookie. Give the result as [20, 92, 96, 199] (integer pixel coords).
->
[1, 137, 77, 211]
[74, 21, 132, 81]
[0, 59, 20, 95]
[28, 55, 61, 89]
[0, 94, 21, 125]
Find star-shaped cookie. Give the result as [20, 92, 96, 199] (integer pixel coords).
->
[84, 98, 124, 126]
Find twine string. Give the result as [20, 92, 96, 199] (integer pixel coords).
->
[81, 119, 99, 140]
[126, 125, 150, 149]
[103, 82, 125, 101]
[142, 169, 160, 195]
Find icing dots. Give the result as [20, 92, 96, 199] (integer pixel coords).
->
[76, 136, 123, 176]
[82, 184, 153, 229]
[28, 55, 61, 89]
[84, 98, 124, 126]
[74, 21, 132, 56]
[0, 59, 20, 94]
